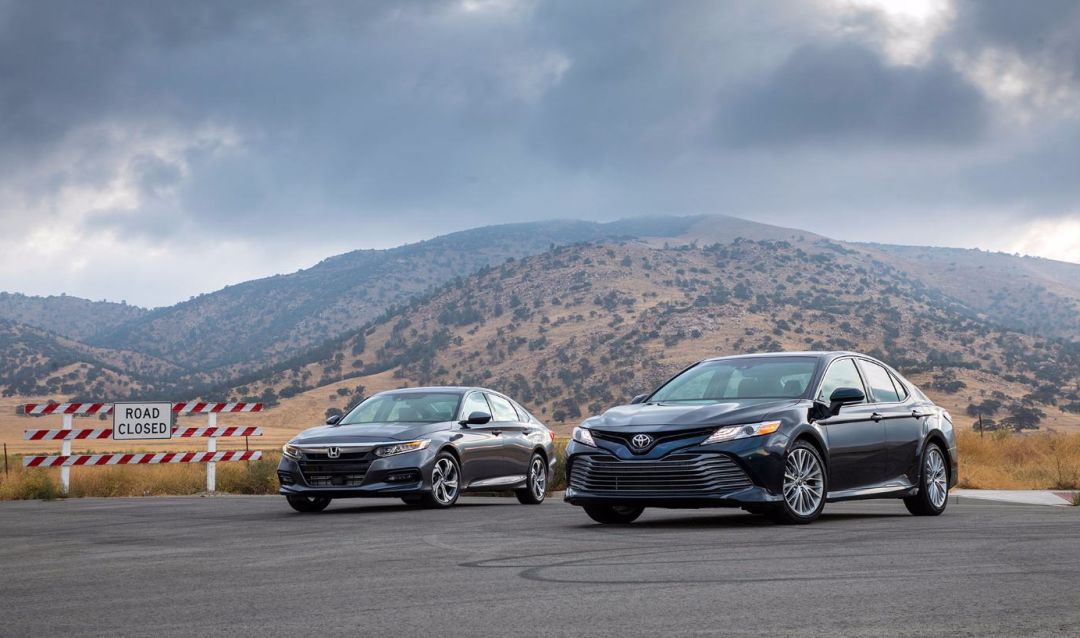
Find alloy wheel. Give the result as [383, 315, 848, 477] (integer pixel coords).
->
[530, 457, 547, 499]
[431, 457, 459, 505]
[783, 447, 824, 517]
[925, 447, 948, 509]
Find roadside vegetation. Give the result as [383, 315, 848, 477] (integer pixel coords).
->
[0, 453, 280, 500]
[955, 430, 1080, 491]
[2, 434, 1078, 501]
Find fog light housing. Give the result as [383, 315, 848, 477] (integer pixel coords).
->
[277, 471, 295, 486]
[386, 470, 421, 483]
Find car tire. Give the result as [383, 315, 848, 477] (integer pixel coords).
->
[904, 442, 949, 516]
[583, 504, 644, 524]
[516, 453, 547, 505]
[420, 452, 461, 509]
[770, 440, 827, 525]
[286, 495, 332, 513]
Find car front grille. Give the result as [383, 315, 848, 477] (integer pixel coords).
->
[569, 453, 753, 495]
[591, 428, 715, 453]
[298, 451, 372, 488]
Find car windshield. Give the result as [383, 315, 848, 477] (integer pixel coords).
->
[339, 392, 462, 425]
[649, 357, 817, 403]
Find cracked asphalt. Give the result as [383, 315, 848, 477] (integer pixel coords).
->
[1, 496, 1077, 637]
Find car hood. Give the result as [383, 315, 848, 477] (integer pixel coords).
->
[583, 399, 802, 434]
[289, 421, 449, 444]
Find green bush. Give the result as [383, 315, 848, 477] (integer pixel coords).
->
[218, 456, 280, 495]
[11, 469, 61, 500]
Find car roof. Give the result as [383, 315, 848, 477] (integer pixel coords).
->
[375, 386, 507, 396]
[701, 350, 867, 363]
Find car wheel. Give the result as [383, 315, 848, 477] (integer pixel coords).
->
[904, 442, 949, 516]
[583, 504, 644, 524]
[771, 441, 827, 524]
[516, 454, 547, 505]
[420, 453, 460, 508]
[286, 495, 332, 513]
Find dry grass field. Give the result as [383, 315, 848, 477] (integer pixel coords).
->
[955, 429, 1080, 490]
[0, 451, 282, 500]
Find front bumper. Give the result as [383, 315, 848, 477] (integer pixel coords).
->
[947, 444, 960, 489]
[276, 452, 433, 499]
[563, 435, 786, 508]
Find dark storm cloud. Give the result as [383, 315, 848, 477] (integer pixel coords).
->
[718, 43, 988, 146]
[0, 0, 276, 154]
[951, 0, 1080, 77]
[0, 0, 1079, 277]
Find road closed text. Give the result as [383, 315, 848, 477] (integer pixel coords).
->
[113, 402, 173, 440]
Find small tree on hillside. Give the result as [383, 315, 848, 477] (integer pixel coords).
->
[1000, 404, 1045, 432]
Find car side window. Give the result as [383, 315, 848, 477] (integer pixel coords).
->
[817, 358, 865, 403]
[510, 399, 533, 423]
[485, 393, 519, 423]
[459, 392, 491, 420]
[859, 361, 901, 403]
[888, 371, 909, 401]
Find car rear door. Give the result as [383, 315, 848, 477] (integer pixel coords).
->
[484, 392, 533, 480]
[857, 360, 924, 486]
[815, 357, 887, 493]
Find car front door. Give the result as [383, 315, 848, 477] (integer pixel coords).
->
[454, 392, 503, 485]
[815, 357, 887, 493]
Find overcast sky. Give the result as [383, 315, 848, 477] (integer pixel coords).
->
[2, 0, 1079, 307]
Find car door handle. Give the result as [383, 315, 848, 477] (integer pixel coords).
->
[871, 412, 883, 422]
[912, 411, 932, 419]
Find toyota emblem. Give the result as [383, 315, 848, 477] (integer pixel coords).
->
[326, 446, 341, 459]
[631, 434, 653, 449]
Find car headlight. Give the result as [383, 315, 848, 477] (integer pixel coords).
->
[374, 439, 431, 457]
[701, 421, 782, 445]
[282, 444, 302, 460]
[572, 426, 596, 447]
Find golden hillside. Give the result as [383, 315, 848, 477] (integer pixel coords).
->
[237, 238, 1080, 435]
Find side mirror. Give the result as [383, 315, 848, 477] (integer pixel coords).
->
[460, 411, 492, 426]
[828, 387, 865, 416]
[325, 414, 341, 425]
[630, 394, 649, 405]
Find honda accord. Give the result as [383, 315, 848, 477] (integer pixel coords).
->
[277, 387, 556, 512]
[564, 352, 957, 524]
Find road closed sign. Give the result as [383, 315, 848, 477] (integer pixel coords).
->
[113, 402, 173, 440]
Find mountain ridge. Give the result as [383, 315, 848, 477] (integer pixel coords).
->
[226, 237, 1080, 434]
[0, 215, 1077, 427]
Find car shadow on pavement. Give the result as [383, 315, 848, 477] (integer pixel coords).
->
[311, 501, 513, 515]
[620, 510, 911, 529]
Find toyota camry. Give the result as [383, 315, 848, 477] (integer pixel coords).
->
[564, 352, 957, 524]
[277, 387, 556, 512]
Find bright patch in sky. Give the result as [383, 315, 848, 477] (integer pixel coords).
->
[1011, 217, 1080, 264]
[835, 0, 954, 64]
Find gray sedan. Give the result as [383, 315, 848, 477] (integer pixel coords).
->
[277, 387, 556, 512]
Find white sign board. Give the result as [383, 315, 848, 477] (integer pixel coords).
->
[113, 402, 173, 440]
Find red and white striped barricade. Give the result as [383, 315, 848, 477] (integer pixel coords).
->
[20, 401, 263, 493]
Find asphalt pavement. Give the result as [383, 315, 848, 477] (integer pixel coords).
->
[1, 495, 1077, 637]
